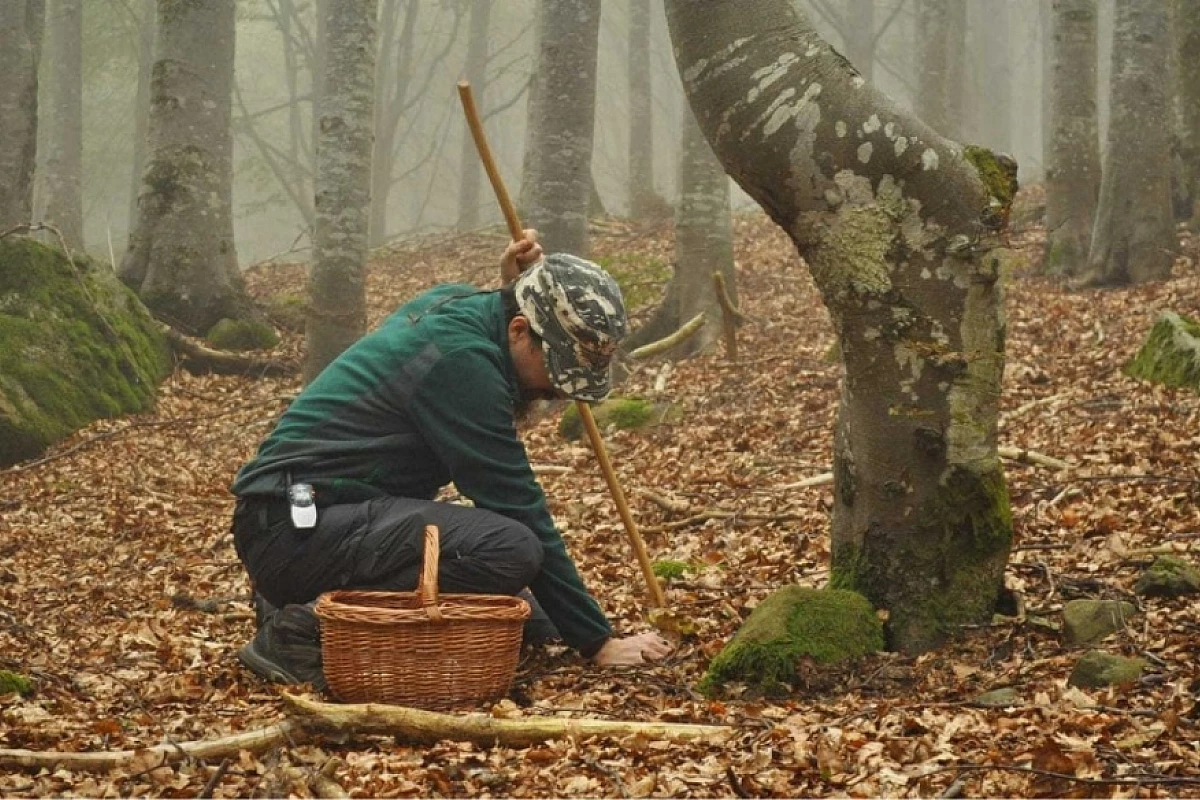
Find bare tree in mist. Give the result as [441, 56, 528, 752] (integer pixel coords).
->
[622, 108, 734, 357]
[127, 0, 155, 238]
[305, 0, 379, 382]
[627, 0, 665, 219]
[667, 0, 1017, 654]
[0, 0, 45, 232]
[1043, 0, 1100, 277]
[38, 0, 83, 249]
[121, 0, 253, 334]
[1084, 0, 1176, 286]
[520, 0, 601, 256]
[456, 0, 492, 231]
[1175, 0, 1200, 225]
[916, 0, 966, 141]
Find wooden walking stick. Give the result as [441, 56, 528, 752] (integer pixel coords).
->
[456, 80, 665, 608]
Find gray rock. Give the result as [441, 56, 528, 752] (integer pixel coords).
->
[1068, 650, 1145, 688]
[972, 687, 1019, 707]
[1135, 556, 1200, 598]
[1062, 599, 1136, 645]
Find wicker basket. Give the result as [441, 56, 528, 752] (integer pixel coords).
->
[314, 524, 530, 709]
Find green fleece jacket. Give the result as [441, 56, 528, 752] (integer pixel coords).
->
[231, 285, 612, 655]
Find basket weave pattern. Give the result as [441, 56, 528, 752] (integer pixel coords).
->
[314, 525, 530, 709]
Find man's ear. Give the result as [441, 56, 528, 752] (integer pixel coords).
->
[508, 314, 530, 345]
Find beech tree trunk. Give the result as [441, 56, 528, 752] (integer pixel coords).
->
[0, 0, 45, 232]
[1175, 0, 1200, 225]
[120, 0, 249, 335]
[38, 0, 83, 249]
[126, 0, 155, 239]
[624, 109, 734, 357]
[1084, 0, 1176, 286]
[628, 0, 660, 218]
[519, 0, 601, 256]
[916, 0, 966, 141]
[304, 0, 379, 382]
[456, 0, 492, 231]
[666, 0, 1016, 654]
[1044, 0, 1100, 277]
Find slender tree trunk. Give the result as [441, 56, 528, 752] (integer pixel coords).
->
[457, 0, 492, 231]
[1044, 0, 1100, 277]
[367, 0, 407, 246]
[519, 0, 601, 256]
[120, 0, 248, 334]
[1084, 0, 1176, 286]
[38, 0, 83, 249]
[305, 0, 379, 382]
[628, 0, 659, 218]
[845, 0, 875, 82]
[916, 0, 966, 140]
[972, 0, 1012, 153]
[1175, 0, 1200, 225]
[127, 0, 155, 240]
[624, 108, 734, 355]
[666, 0, 1016, 654]
[0, 1, 45, 232]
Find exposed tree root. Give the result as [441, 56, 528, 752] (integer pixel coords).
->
[160, 323, 298, 377]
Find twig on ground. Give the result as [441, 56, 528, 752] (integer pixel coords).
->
[923, 763, 1200, 788]
[199, 757, 231, 798]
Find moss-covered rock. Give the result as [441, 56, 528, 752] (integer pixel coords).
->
[1124, 312, 1200, 391]
[1062, 599, 1136, 646]
[0, 239, 171, 467]
[1068, 650, 1145, 689]
[264, 293, 307, 332]
[0, 669, 33, 696]
[972, 687, 1019, 707]
[558, 396, 676, 441]
[697, 586, 884, 697]
[1135, 556, 1200, 598]
[205, 317, 279, 351]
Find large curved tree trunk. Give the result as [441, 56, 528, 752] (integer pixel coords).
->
[120, 0, 248, 335]
[1084, 0, 1176, 286]
[519, 0, 601, 256]
[666, 0, 1016, 654]
[304, 0, 378, 382]
[1044, 0, 1100, 277]
[0, 0, 44, 232]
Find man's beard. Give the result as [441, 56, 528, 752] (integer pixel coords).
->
[514, 385, 560, 426]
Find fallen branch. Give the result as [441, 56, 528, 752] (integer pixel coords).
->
[642, 510, 807, 533]
[999, 391, 1073, 429]
[160, 323, 298, 377]
[997, 446, 1070, 471]
[531, 464, 573, 475]
[282, 692, 730, 747]
[777, 473, 833, 490]
[637, 489, 692, 514]
[0, 720, 304, 772]
[627, 312, 706, 360]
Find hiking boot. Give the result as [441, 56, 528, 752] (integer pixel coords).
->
[237, 602, 326, 690]
[519, 588, 560, 648]
[252, 591, 276, 628]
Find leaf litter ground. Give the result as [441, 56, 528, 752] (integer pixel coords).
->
[1, 207, 1199, 798]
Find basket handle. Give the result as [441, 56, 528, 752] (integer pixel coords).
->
[418, 525, 444, 622]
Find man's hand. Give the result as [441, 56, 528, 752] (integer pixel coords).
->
[501, 228, 542, 283]
[590, 632, 674, 666]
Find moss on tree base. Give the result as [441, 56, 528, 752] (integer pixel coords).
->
[0, 239, 170, 466]
[1124, 312, 1200, 391]
[698, 586, 883, 697]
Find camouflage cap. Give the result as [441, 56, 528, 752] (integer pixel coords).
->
[514, 253, 628, 403]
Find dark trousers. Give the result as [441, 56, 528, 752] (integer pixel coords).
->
[231, 495, 559, 642]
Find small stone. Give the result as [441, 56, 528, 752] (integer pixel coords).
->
[1062, 599, 1136, 645]
[1068, 650, 1145, 689]
[1134, 556, 1200, 598]
[972, 687, 1019, 707]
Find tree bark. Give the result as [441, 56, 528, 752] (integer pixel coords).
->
[457, 0, 492, 231]
[38, 0, 83, 249]
[916, 0, 967, 141]
[120, 0, 249, 335]
[126, 0, 155, 240]
[519, 0, 601, 256]
[1043, 0, 1100, 277]
[666, 0, 1016, 654]
[304, 0, 379, 382]
[0, 0, 45, 232]
[1084, 0, 1176, 286]
[628, 0, 660, 218]
[1175, 0, 1200, 225]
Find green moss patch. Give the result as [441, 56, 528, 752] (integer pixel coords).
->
[0, 670, 33, 696]
[1135, 556, 1200, 598]
[206, 318, 279, 351]
[1124, 312, 1200, 391]
[1068, 651, 1145, 689]
[698, 586, 883, 697]
[559, 396, 675, 441]
[0, 239, 170, 467]
[593, 254, 670, 311]
[652, 560, 697, 580]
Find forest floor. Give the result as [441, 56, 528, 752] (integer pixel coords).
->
[1, 202, 1199, 798]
